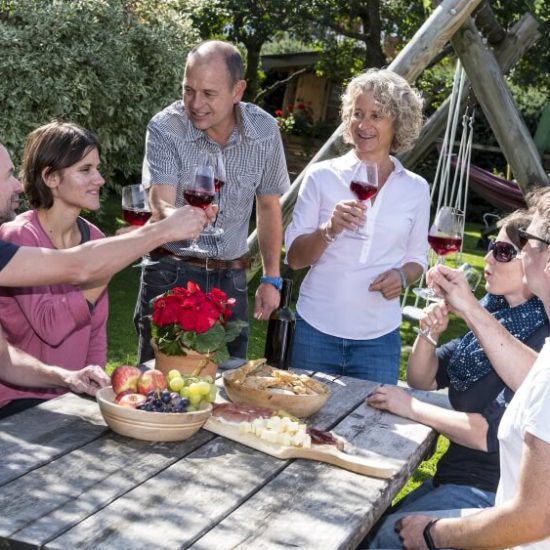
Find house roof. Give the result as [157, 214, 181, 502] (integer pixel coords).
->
[260, 51, 320, 71]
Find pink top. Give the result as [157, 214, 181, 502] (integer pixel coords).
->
[0, 210, 108, 406]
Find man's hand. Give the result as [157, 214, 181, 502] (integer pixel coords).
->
[366, 385, 414, 419]
[254, 283, 281, 321]
[62, 365, 110, 396]
[369, 269, 402, 299]
[426, 264, 479, 318]
[395, 515, 435, 549]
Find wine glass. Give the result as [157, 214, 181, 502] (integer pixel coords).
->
[121, 184, 157, 267]
[416, 263, 481, 345]
[413, 207, 464, 300]
[350, 160, 378, 239]
[201, 152, 225, 237]
[179, 163, 215, 255]
[122, 184, 152, 226]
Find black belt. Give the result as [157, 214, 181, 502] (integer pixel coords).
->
[150, 248, 251, 270]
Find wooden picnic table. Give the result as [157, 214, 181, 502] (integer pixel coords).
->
[0, 372, 448, 549]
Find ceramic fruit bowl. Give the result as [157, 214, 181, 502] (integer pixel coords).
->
[96, 386, 212, 442]
[222, 361, 330, 418]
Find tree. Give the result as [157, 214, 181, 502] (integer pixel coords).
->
[0, 0, 197, 187]
[187, 0, 307, 101]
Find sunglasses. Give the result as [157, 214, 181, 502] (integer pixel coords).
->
[517, 228, 550, 247]
[487, 240, 521, 263]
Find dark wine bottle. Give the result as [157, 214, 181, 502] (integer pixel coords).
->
[264, 278, 295, 370]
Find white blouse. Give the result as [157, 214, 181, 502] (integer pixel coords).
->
[285, 151, 430, 340]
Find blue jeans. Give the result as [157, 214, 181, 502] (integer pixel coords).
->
[290, 314, 400, 383]
[368, 479, 495, 549]
[133, 255, 249, 363]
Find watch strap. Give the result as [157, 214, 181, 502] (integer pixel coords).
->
[260, 276, 283, 291]
[423, 519, 439, 550]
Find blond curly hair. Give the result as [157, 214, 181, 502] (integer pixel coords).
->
[341, 69, 424, 154]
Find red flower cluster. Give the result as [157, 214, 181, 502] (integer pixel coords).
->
[152, 282, 235, 334]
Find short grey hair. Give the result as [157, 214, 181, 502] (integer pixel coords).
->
[341, 68, 424, 154]
[187, 40, 244, 87]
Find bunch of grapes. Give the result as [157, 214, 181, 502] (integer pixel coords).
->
[166, 370, 217, 411]
[136, 389, 189, 413]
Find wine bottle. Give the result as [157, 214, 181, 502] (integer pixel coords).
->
[264, 278, 295, 370]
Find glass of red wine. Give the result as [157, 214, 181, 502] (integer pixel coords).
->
[180, 163, 215, 255]
[121, 184, 158, 267]
[413, 206, 465, 300]
[201, 152, 225, 237]
[350, 160, 378, 239]
[122, 184, 152, 226]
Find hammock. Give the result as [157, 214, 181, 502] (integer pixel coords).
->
[464, 163, 526, 212]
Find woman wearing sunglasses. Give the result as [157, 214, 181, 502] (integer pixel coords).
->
[367, 210, 548, 549]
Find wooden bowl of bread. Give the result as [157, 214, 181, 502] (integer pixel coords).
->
[223, 360, 330, 418]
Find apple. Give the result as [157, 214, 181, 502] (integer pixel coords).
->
[114, 389, 135, 403]
[117, 393, 147, 409]
[111, 365, 141, 395]
[137, 370, 167, 395]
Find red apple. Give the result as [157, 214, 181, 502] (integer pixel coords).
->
[117, 393, 147, 409]
[114, 390, 135, 404]
[111, 365, 141, 395]
[137, 369, 167, 395]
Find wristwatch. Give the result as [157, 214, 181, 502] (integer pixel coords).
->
[260, 276, 283, 291]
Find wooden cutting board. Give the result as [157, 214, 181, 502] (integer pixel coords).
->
[203, 417, 398, 479]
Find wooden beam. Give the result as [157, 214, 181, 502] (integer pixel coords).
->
[451, 17, 549, 192]
[246, 0, 484, 279]
[399, 12, 541, 169]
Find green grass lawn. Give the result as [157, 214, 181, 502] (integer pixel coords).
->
[93, 192, 490, 502]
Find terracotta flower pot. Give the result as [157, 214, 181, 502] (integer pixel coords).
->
[151, 341, 218, 379]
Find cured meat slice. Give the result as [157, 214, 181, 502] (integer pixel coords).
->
[212, 402, 274, 423]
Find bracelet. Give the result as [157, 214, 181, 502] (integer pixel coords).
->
[423, 519, 440, 550]
[393, 267, 407, 288]
[319, 222, 338, 244]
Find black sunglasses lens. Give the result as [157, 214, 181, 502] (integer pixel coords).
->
[488, 240, 516, 262]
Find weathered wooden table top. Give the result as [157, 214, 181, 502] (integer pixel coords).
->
[0, 373, 448, 550]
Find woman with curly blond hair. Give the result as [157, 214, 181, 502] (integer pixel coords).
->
[285, 69, 430, 382]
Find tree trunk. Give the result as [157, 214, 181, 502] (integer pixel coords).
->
[362, 0, 386, 68]
[243, 44, 261, 103]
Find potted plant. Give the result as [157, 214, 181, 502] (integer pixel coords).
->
[150, 282, 247, 377]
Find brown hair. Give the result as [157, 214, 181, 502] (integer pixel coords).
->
[497, 210, 532, 249]
[21, 121, 100, 209]
[525, 187, 550, 244]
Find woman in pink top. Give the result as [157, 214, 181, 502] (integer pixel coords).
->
[0, 121, 108, 415]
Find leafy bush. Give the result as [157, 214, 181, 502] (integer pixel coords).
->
[0, 0, 198, 188]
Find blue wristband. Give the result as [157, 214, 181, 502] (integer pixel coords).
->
[260, 276, 283, 291]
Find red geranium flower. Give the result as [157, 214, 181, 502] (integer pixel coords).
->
[150, 282, 247, 364]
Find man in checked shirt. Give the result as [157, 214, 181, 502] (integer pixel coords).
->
[134, 40, 290, 363]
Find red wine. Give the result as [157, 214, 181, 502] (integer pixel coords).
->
[184, 190, 214, 209]
[428, 235, 462, 256]
[122, 208, 152, 226]
[214, 178, 225, 193]
[264, 279, 295, 370]
[350, 181, 377, 201]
